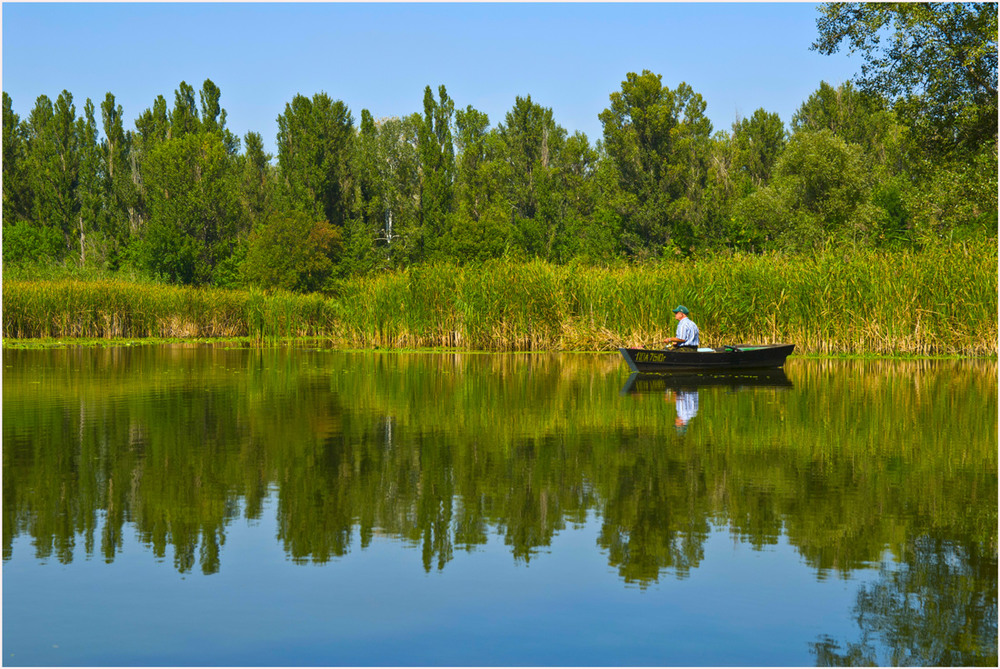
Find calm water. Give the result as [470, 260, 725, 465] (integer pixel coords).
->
[3, 346, 996, 667]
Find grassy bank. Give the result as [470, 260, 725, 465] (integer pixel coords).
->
[3, 242, 996, 355]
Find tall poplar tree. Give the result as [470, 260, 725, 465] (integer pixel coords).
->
[374, 113, 424, 266]
[275, 92, 356, 229]
[417, 85, 456, 260]
[137, 81, 244, 283]
[100, 92, 138, 257]
[339, 108, 385, 275]
[497, 95, 568, 258]
[75, 98, 103, 265]
[22, 91, 82, 259]
[1, 92, 57, 265]
[452, 104, 510, 261]
[170, 81, 201, 139]
[130, 94, 171, 237]
[3, 92, 30, 226]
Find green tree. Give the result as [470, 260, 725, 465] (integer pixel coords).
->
[2, 93, 62, 265]
[3, 92, 31, 226]
[497, 95, 569, 259]
[342, 108, 386, 275]
[74, 98, 104, 267]
[736, 129, 875, 251]
[901, 151, 998, 245]
[375, 113, 425, 266]
[20, 91, 84, 261]
[276, 93, 356, 230]
[813, 2, 998, 157]
[128, 81, 248, 283]
[212, 130, 277, 287]
[417, 85, 456, 261]
[169, 81, 201, 139]
[550, 130, 599, 262]
[792, 81, 906, 174]
[451, 106, 511, 261]
[141, 131, 241, 284]
[599, 71, 714, 257]
[733, 108, 786, 189]
[238, 131, 275, 227]
[792, 82, 915, 246]
[197, 79, 239, 155]
[242, 211, 343, 292]
[341, 111, 425, 273]
[135, 95, 170, 148]
[128, 94, 171, 245]
[99, 93, 139, 263]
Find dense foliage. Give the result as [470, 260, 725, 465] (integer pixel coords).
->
[2, 3, 996, 289]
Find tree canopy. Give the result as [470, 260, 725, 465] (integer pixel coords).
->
[2, 5, 996, 289]
[813, 2, 998, 156]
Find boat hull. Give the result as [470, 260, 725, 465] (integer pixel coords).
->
[619, 344, 795, 373]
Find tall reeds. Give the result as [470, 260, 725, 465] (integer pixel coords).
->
[1, 280, 336, 343]
[3, 241, 996, 355]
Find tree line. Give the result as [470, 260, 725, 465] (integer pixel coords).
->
[3, 3, 996, 292]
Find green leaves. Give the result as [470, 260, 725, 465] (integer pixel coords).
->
[2, 42, 996, 286]
[3, 92, 31, 227]
[733, 108, 786, 189]
[142, 131, 242, 284]
[242, 211, 342, 293]
[735, 129, 869, 252]
[813, 2, 998, 156]
[276, 92, 356, 228]
[599, 71, 714, 257]
[417, 85, 456, 260]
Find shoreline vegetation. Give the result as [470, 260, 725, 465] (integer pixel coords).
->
[4, 244, 996, 357]
[4, 9, 996, 360]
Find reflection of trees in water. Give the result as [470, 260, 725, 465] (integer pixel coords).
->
[595, 432, 710, 584]
[811, 536, 998, 667]
[3, 350, 995, 592]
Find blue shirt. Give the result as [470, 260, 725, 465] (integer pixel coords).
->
[675, 317, 700, 347]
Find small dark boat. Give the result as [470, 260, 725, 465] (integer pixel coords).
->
[620, 369, 792, 395]
[619, 343, 795, 373]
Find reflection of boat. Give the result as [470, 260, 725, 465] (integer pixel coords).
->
[619, 344, 795, 373]
[620, 368, 793, 395]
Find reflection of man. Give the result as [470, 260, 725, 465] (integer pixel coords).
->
[666, 389, 699, 434]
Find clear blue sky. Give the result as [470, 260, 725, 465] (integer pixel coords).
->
[2, 2, 860, 156]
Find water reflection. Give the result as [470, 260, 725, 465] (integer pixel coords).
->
[812, 535, 998, 666]
[620, 368, 794, 394]
[669, 388, 699, 433]
[620, 369, 794, 435]
[3, 348, 996, 662]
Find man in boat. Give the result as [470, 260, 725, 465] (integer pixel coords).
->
[664, 305, 700, 351]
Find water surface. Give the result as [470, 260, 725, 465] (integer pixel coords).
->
[3, 347, 996, 666]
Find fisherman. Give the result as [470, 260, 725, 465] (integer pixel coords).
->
[664, 305, 700, 350]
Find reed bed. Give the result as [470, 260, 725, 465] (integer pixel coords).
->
[3, 241, 996, 355]
[2, 280, 336, 344]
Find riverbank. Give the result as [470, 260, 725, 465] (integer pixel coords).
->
[1, 338, 990, 362]
[3, 243, 996, 356]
